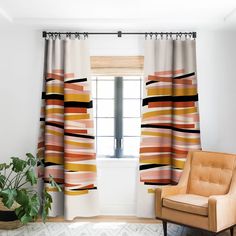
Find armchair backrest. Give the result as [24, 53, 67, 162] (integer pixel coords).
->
[187, 151, 236, 197]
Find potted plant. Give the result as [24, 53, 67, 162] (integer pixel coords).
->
[0, 153, 61, 229]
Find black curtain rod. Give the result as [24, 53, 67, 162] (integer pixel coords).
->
[42, 31, 197, 39]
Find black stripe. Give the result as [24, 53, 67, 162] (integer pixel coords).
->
[141, 124, 200, 133]
[142, 94, 198, 106]
[45, 122, 64, 129]
[44, 162, 61, 167]
[65, 78, 87, 83]
[64, 101, 93, 108]
[40, 118, 45, 122]
[46, 78, 54, 82]
[0, 211, 18, 221]
[64, 132, 95, 139]
[45, 94, 64, 100]
[146, 81, 158, 86]
[70, 187, 97, 191]
[173, 72, 195, 79]
[144, 182, 169, 186]
[139, 164, 166, 170]
[42, 92, 46, 99]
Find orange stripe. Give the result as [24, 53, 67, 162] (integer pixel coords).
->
[65, 107, 87, 113]
[46, 100, 64, 106]
[140, 147, 171, 153]
[172, 148, 188, 155]
[38, 141, 45, 148]
[64, 153, 95, 158]
[45, 145, 63, 152]
[65, 129, 87, 134]
[148, 75, 172, 82]
[46, 121, 63, 126]
[174, 79, 193, 85]
[148, 101, 172, 108]
[65, 83, 84, 91]
[173, 124, 195, 128]
[47, 73, 64, 81]
[174, 101, 195, 107]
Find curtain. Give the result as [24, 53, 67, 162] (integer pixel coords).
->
[137, 37, 201, 218]
[37, 38, 98, 220]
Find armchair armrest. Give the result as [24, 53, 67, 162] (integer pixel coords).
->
[155, 185, 187, 218]
[155, 151, 192, 218]
[208, 194, 236, 232]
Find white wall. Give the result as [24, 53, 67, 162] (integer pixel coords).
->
[197, 31, 236, 153]
[0, 28, 236, 216]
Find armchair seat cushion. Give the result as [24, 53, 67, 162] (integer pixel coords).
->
[163, 194, 208, 216]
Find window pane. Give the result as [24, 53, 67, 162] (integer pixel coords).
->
[97, 99, 114, 117]
[91, 80, 97, 98]
[97, 137, 114, 156]
[123, 118, 141, 136]
[123, 80, 140, 98]
[123, 99, 141, 117]
[93, 100, 96, 117]
[93, 119, 96, 136]
[97, 80, 114, 98]
[123, 137, 140, 156]
[97, 118, 114, 136]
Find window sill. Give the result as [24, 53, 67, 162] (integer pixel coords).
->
[96, 156, 139, 168]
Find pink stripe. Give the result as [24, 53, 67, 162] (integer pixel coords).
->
[171, 170, 182, 182]
[64, 88, 91, 95]
[65, 172, 96, 183]
[142, 128, 171, 134]
[45, 168, 64, 179]
[140, 170, 170, 180]
[141, 139, 171, 147]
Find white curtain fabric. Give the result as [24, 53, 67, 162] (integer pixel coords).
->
[38, 38, 99, 220]
[137, 38, 201, 218]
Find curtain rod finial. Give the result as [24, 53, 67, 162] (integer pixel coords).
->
[193, 32, 197, 38]
[42, 31, 47, 38]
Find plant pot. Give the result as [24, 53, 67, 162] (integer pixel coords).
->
[0, 198, 22, 229]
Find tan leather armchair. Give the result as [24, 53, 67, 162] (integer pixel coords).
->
[155, 151, 236, 236]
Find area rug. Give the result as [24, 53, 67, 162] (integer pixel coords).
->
[0, 222, 182, 236]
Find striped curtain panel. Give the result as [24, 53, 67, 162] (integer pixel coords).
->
[37, 38, 98, 220]
[137, 38, 201, 218]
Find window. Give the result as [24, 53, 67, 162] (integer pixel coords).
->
[92, 76, 143, 158]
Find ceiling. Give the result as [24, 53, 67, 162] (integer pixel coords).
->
[0, 0, 236, 30]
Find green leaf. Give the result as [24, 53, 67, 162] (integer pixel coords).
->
[15, 206, 24, 219]
[41, 207, 47, 223]
[49, 174, 62, 192]
[0, 189, 17, 208]
[0, 163, 10, 171]
[0, 175, 6, 189]
[15, 189, 29, 206]
[26, 170, 37, 185]
[26, 153, 37, 166]
[28, 194, 40, 217]
[41, 190, 54, 223]
[20, 214, 32, 224]
[11, 157, 27, 173]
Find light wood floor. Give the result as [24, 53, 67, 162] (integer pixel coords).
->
[43, 216, 235, 235]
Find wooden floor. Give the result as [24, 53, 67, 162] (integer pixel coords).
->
[44, 216, 235, 235]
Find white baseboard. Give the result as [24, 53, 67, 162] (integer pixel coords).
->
[99, 204, 136, 216]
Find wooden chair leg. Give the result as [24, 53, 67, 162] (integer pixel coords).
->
[230, 227, 234, 236]
[162, 221, 167, 236]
